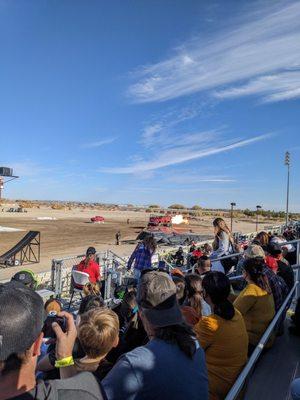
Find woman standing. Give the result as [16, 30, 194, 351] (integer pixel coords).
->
[211, 218, 234, 274]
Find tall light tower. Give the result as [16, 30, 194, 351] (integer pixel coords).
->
[256, 205, 262, 232]
[0, 167, 19, 199]
[285, 151, 290, 227]
[230, 202, 236, 232]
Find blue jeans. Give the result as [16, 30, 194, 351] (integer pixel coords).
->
[291, 378, 300, 400]
[134, 268, 141, 282]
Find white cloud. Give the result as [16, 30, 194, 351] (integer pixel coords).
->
[128, 2, 300, 103]
[214, 71, 300, 103]
[167, 175, 236, 184]
[81, 137, 117, 149]
[100, 133, 272, 174]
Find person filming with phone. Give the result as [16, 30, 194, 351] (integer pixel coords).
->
[0, 282, 105, 400]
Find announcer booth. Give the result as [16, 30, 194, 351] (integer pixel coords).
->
[0, 167, 19, 199]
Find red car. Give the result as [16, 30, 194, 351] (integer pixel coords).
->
[91, 216, 105, 223]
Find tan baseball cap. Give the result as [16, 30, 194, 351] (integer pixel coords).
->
[137, 271, 183, 328]
[244, 244, 265, 259]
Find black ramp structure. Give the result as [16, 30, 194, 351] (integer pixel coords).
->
[0, 231, 40, 267]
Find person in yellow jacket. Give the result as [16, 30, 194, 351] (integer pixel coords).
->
[194, 272, 248, 400]
[234, 257, 275, 354]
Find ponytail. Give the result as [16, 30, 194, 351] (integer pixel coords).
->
[243, 258, 271, 294]
[184, 274, 203, 316]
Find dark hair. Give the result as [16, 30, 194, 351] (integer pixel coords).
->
[202, 272, 234, 320]
[79, 295, 104, 315]
[0, 353, 28, 376]
[184, 274, 202, 316]
[253, 231, 269, 247]
[154, 323, 196, 359]
[243, 258, 271, 293]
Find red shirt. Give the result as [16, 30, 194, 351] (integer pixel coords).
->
[265, 256, 278, 273]
[192, 250, 203, 258]
[76, 259, 101, 283]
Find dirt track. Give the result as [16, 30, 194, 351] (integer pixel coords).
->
[0, 207, 282, 281]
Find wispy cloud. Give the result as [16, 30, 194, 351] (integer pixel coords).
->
[167, 174, 236, 184]
[100, 132, 272, 174]
[81, 137, 117, 149]
[214, 70, 300, 103]
[128, 2, 300, 104]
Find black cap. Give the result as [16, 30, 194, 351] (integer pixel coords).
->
[267, 243, 282, 256]
[0, 282, 44, 360]
[86, 246, 96, 256]
[11, 270, 36, 289]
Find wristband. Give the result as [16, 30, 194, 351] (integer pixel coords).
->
[55, 356, 74, 368]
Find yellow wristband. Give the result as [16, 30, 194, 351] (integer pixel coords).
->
[55, 356, 74, 368]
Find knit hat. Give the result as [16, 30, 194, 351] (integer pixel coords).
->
[137, 271, 183, 328]
[244, 244, 265, 259]
[0, 282, 44, 360]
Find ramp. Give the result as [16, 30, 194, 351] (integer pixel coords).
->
[0, 231, 40, 267]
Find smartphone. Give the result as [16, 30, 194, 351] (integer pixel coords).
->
[42, 311, 67, 339]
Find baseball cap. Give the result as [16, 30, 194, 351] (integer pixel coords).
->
[244, 244, 265, 259]
[137, 271, 183, 328]
[11, 270, 36, 289]
[0, 282, 44, 360]
[266, 243, 282, 256]
[86, 246, 96, 256]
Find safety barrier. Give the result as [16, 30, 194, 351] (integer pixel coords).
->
[225, 270, 299, 400]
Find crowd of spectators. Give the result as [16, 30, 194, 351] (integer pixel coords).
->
[0, 221, 299, 400]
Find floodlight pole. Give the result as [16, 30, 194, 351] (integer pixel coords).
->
[256, 205, 262, 232]
[230, 202, 236, 232]
[285, 151, 290, 227]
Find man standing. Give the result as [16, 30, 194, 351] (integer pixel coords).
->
[115, 231, 121, 245]
[76, 247, 101, 284]
[0, 282, 105, 400]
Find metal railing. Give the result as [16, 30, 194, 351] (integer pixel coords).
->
[225, 273, 299, 400]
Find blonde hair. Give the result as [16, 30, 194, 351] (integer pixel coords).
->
[254, 231, 269, 247]
[78, 308, 119, 359]
[44, 298, 62, 314]
[83, 282, 102, 297]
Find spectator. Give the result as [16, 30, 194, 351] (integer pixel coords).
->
[194, 272, 248, 400]
[102, 270, 208, 400]
[253, 231, 270, 249]
[38, 294, 105, 377]
[180, 274, 202, 326]
[234, 257, 275, 354]
[211, 218, 235, 273]
[173, 246, 185, 267]
[10, 269, 38, 290]
[44, 298, 62, 314]
[236, 244, 289, 312]
[172, 275, 186, 305]
[203, 243, 213, 257]
[76, 247, 101, 284]
[268, 243, 294, 291]
[0, 282, 105, 400]
[195, 255, 212, 277]
[83, 282, 103, 297]
[127, 236, 157, 281]
[60, 308, 119, 380]
[107, 290, 147, 364]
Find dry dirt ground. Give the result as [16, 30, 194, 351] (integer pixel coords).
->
[0, 206, 282, 281]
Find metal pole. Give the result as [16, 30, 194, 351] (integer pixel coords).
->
[286, 163, 290, 227]
[256, 212, 258, 232]
[231, 205, 233, 232]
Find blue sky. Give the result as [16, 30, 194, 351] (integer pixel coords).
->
[1, 0, 300, 210]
